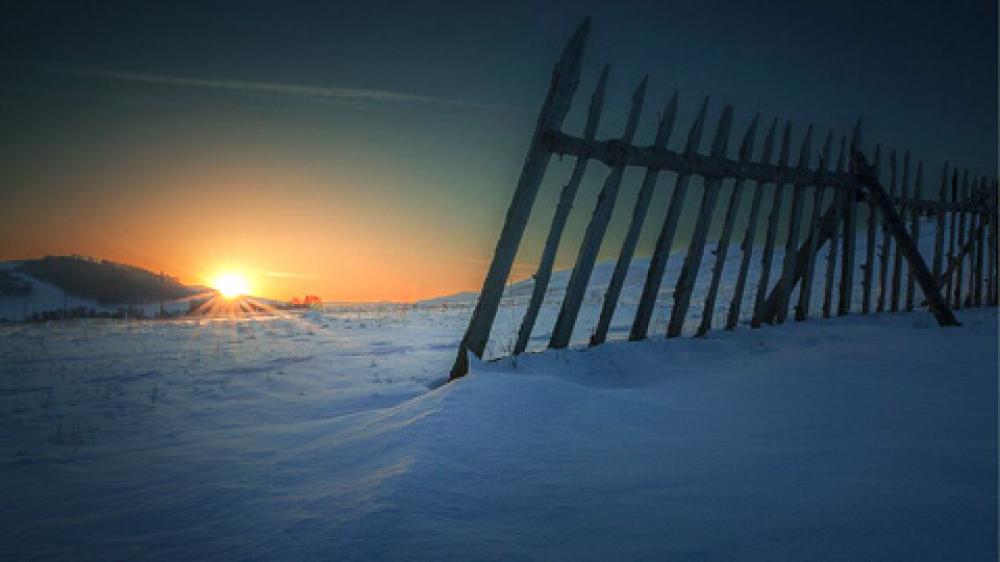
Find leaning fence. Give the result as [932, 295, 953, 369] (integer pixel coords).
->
[451, 18, 998, 379]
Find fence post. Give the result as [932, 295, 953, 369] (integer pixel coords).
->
[668, 105, 734, 337]
[590, 92, 678, 346]
[822, 138, 847, 318]
[726, 119, 777, 330]
[514, 65, 609, 355]
[698, 114, 759, 336]
[837, 120, 863, 316]
[774, 125, 814, 324]
[862, 145, 880, 314]
[905, 161, 923, 311]
[932, 162, 948, 289]
[954, 171, 970, 308]
[751, 122, 793, 327]
[796, 131, 834, 321]
[450, 20, 589, 379]
[550, 76, 649, 349]
[629, 98, 709, 341]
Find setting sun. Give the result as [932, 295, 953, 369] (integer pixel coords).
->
[213, 272, 250, 299]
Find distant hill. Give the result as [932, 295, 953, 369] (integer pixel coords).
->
[14, 255, 202, 306]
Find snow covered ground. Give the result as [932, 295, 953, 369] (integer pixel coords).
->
[1, 225, 996, 560]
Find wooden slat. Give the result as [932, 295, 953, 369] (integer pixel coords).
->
[877, 150, 896, 313]
[953, 171, 969, 308]
[850, 151, 959, 327]
[822, 138, 847, 318]
[837, 120, 863, 316]
[890, 151, 909, 312]
[451, 19, 589, 379]
[549, 76, 648, 349]
[988, 182, 998, 306]
[726, 119, 778, 330]
[964, 176, 979, 308]
[668, 105, 734, 337]
[862, 145, 880, 314]
[796, 131, 834, 321]
[515, 65, 610, 354]
[905, 161, 923, 311]
[973, 177, 986, 306]
[751, 122, 793, 327]
[945, 170, 958, 304]
[931, 162, 948, 288]
[774, 125, 814, 323]
[590, 92, 678, 346]
[629, 97, 710, 341]
[698, 114, 759, 336]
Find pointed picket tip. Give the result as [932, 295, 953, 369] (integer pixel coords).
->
[684, 96, 711, 154]
[633, 75, 650, 100]
[555, 17, 590, 82]
[653, 91, 680, 147]
[835, 136, 847, 172]
[709, 105, 735, 156]
[872, 143, 881, 175]
[759, 117, 778, 163]
[939, 162, 950, 197]
[738, 113, 760, 161]
[915, 160, 924, 196]
[622, 75, 649, 141]
[777, 121, 793, 165]
[582, 64, 610, 139]
[797, 124, 814, 168]
[850, 118, 863, 152]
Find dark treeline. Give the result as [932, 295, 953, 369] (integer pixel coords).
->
[18, 255, 200, 305]
[0, 269, 32, 297]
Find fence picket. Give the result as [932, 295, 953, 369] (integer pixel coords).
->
[589, 92, 678, 346]
[550, 76, 648, 349]
[698, 114, 759, 336]
[837, 120, 863, 316]
[822, 138, 847, 318]
[726, 119, 778, 330]
[862, 145, 880, 314]
[751, 122, 793, 327]
[906, 161, 923, 311]
[515, 65, 610, 354]
[630, 97, 710, 341]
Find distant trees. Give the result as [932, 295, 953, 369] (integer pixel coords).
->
[17, 255, 198, 305]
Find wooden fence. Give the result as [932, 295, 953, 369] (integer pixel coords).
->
[451, 19, 998, 379]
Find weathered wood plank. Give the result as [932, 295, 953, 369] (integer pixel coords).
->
[850, 151, 959, 327]
[751, 122, 793, 327]
[945, 170, 958, 304]
[549, 76, 648, 349]
[667, 105, 735, 338]
[953, 171, 969, 308]
[931, 162, 948, 290]
[905, 161, 923, 311]
[451, 20, 589, 379]
[629, 97, 710, 341]
[515, 65, 610, 355]
[877, 150, 896, 313]
[837, 120, 863, 316]
[590, 92, 678, 346]
[861, 145, 880, 314]
[774, 125, 813, 324]
[822, 138, 847, 319]
[795, 131, 834, 321]
[964, 176, 979, 308]
[973, 177, 986, 306]
[988, 182, 999, 306]
[890, 151, 909, 312]
[698, 114, 759, 336]
[726, 119, 778, 330]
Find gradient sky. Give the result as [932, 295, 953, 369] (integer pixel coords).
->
[2, 0, 996, 301]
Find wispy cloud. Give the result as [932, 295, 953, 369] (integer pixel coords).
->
[51, 67, 511, 112]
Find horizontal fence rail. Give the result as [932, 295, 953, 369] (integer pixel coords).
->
[450, 18, 998, 379]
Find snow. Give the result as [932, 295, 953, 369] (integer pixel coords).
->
[0, 223, 996, 560]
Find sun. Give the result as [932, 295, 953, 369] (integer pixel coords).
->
[213, 272, 250, 299]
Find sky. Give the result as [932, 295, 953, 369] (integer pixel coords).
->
[1, 0, 996, 301]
